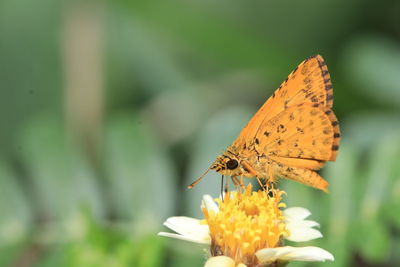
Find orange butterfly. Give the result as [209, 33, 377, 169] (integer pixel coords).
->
[189, 55, 340, 192]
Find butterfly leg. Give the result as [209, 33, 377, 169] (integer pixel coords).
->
[231, 175, 238, 186]
[255, 176, 265, 190]
[268, 166, 279, 191]
[257, 165, 274, 191]
[239, 175, 245, 191]
[232, 175, 245, 192]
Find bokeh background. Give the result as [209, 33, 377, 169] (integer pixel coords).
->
[1, 0, 400, 266]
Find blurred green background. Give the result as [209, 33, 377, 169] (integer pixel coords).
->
[1, 0, 400, 266]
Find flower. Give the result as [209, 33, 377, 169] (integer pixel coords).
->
[158, 184, 333, 266]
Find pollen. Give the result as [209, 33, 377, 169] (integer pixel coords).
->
[202, 184, 288, 266]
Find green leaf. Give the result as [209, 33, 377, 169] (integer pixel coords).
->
[136, 235, 165, 267]
[0, 159, 31, 245]
[386, 177, 400, 228]
[323, 141, 359, 266]
[343, 113, 400, 150]
[359, 134, 399, 221]
[167, 240, 205, 267]
[341, 35, 400, 106]
[18, 115, 104, 221]
[104, 113, 176, 225]
[107, 12, 193, 95]
[357, 219, 390, 263]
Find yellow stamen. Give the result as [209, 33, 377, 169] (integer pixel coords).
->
[202, 184, 288, 266]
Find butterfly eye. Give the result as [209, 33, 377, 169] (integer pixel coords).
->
[226, 159, 239, 170]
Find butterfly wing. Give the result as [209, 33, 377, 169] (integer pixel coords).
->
[253, 103, 340, 191]
[254, 104, 340, 161]
[233, 55, 333, 148]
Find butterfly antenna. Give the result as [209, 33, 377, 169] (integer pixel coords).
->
[187, 167, 212, 189]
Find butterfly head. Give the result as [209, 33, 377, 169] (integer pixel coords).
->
[210, 152, 248, 177]
[187, 151, 252, 189]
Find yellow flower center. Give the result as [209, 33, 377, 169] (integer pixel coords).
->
[202, 184, 288, 266]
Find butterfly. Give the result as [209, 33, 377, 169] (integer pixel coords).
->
[189, 55, 340, 192]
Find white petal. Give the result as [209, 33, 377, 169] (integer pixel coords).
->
[204, 256, 237, 267]
[162, 216, 210, 243]
[285, 226, 322, 242]
[202, 195, 219, 213]
[283, 207, 311, 221]
[256, 246, 294, 262]
[164, 216, 206, 235]
[158, 232, 210, 244]
[288, 219, 320, 229]
[256, 246, 334, 263]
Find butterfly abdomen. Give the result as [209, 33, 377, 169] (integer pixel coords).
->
[273, 162, 329, 192]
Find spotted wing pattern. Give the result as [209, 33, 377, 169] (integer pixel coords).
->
[233, 55, 333, 149]
[254, 104, 340, 162]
